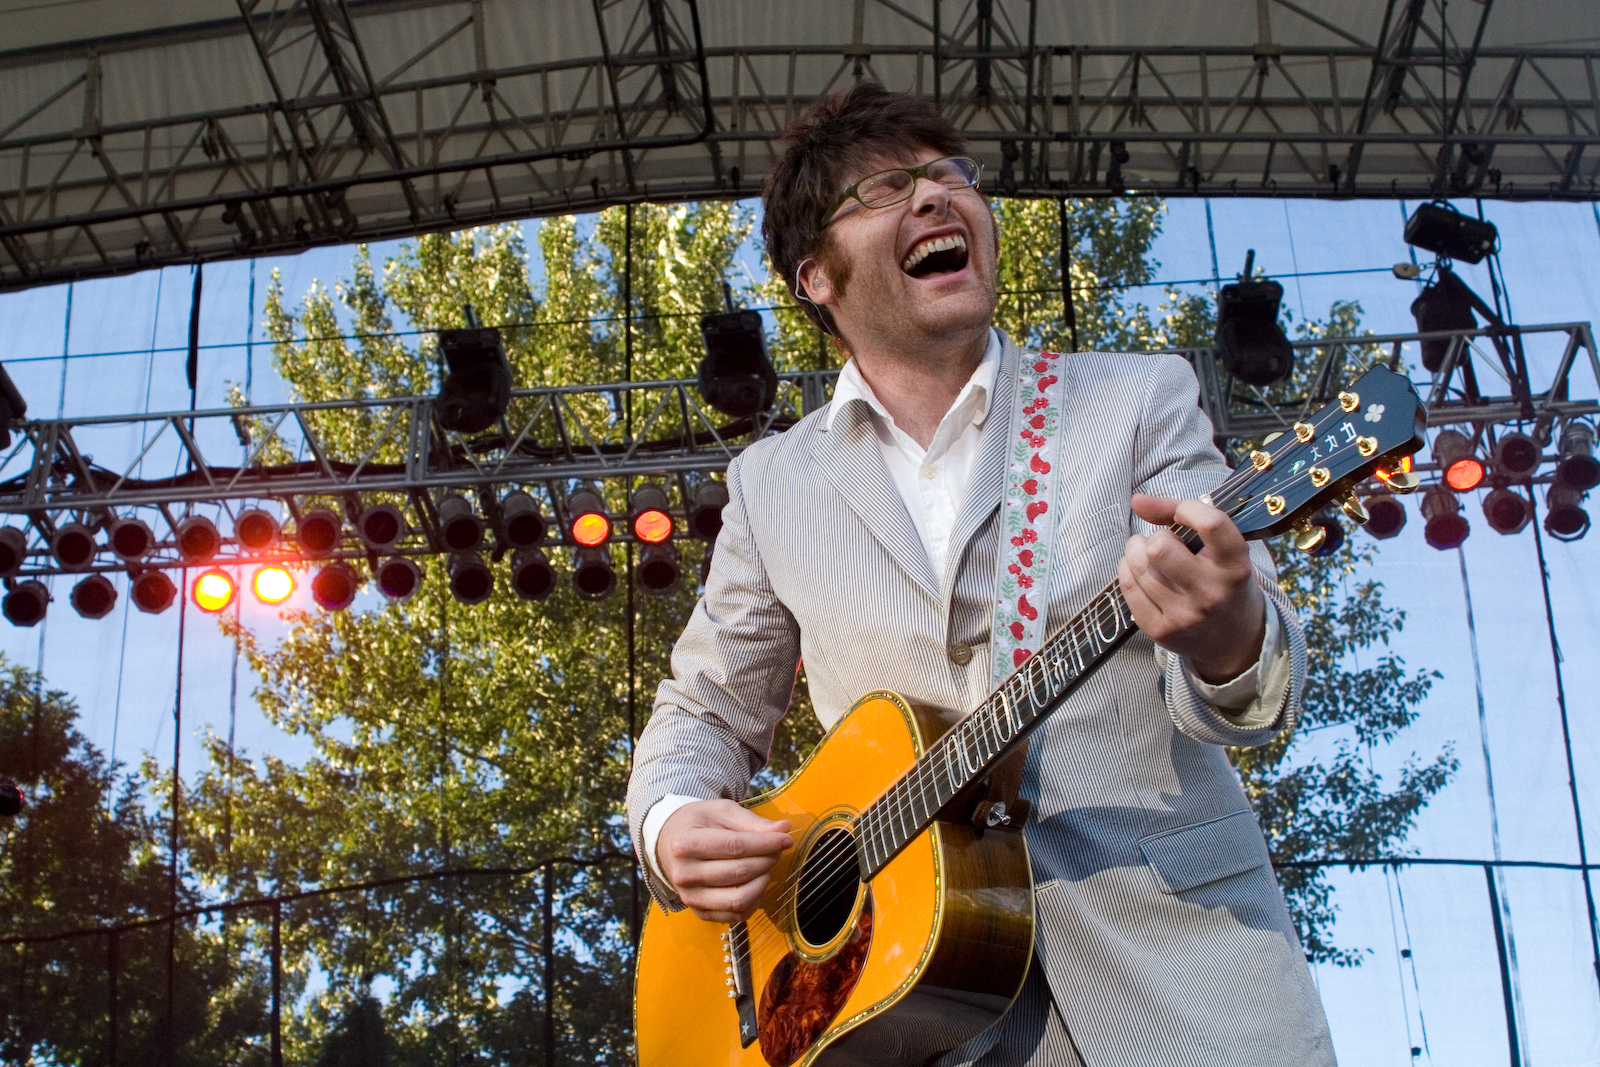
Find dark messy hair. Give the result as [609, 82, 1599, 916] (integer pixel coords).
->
[761, 83, 967, 333]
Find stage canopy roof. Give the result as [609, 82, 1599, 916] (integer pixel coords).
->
[1, 0, 1598, 291]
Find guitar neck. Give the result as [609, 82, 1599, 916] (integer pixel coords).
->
[855, 577, 1140, 880]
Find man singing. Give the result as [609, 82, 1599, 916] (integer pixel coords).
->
[627, 83, 1334, 1066]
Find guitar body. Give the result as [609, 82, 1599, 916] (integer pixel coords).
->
[635, 690, 1035, 1067]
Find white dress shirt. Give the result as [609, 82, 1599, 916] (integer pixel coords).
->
[643, 329, 1287, 882]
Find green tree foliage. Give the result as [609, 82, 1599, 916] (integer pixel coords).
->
[0, 657, 268, 1064]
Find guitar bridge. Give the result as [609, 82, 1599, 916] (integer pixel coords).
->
[722, 921, 759, 1047]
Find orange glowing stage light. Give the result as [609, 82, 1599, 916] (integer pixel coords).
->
[194, 569, 237, 613]
[566, 486, 611, 546]
[1445, 456, 1486, 491]
[253, 565, 295, 604]
[633, 509, 673, 543]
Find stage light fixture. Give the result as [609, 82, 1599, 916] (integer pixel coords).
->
[1431, 430, 1485, 492]
[310, 563, 359, 611]
[436, 324, 513, 434]
[51, 523, 96, 570]
[1362, 493, 1407, 540]
[0, 527, 25, 577]
[176, 516, 222, 563]
[688, 482, 729, 540]
[297, 509, 342, 558]
[1403, 201, 1498, 264]
[631, 484, 674, 544]
[3, 580, 48, 627]
[357, 503, 406, 552]
[637, 542, 681, 594]
[194, 570, 236, 613]
[109, 518, 156, 561]
[572, 546, 616, 599]
[448, 551, 494, 605]
[500, 491, 547, 549]
[698, 309, 778, 418]
[1421, 487, 1470, 549]
[376, 557, 423, 601]
[438, 495, 485, 552]
[1303, 508, 1345, 558]
[0, 784, 21, 817]
[1214, 251, 1293, 388]
[510, 548, 557, 601]
[1555, 422, 1600, 492]
[234, 508, 280, 551]
[253, 565, 294, 604]
[567, 487, 610, 547]
[1482, 487, 1532, 535]
[131, 570, 177, 614]
[1410, 279, 1476, 374]
[0, 361, 27, 450]
[1545, 484, 1591, 541]
[1490, 432, 1542, 482]
[69, 575, 117, 620]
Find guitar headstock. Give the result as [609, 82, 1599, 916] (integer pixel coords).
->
[1216, 365, 1427, 542]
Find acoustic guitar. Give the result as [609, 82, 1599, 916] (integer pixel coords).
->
[635, 365, 1426, 1067]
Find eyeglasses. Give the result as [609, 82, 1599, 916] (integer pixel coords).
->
[820, 156, 983, 228]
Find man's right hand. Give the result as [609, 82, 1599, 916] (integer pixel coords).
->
[656, 799, 793, 923]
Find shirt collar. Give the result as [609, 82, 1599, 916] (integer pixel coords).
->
[825, 327, 1003, 434]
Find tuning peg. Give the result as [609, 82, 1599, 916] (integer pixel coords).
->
[1339, 492, 1370, 526]
[1377, 468, 1421, 494]
[1292, 519, 1327, 554]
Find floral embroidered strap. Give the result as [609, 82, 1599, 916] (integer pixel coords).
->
[990, 350, 1068, 687]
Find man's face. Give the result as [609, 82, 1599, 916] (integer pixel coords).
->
[803, 150, 998, 353]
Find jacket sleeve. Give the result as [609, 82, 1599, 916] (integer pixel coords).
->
[1127, 355, 1308, 749]
[626, 451, 803, 910]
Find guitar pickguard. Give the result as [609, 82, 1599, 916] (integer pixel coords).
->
[756, 892, 874, 1067]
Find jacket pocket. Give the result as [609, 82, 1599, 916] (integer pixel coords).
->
[1137, 810, 1271, 894]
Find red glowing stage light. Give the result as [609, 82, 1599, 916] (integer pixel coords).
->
[567, 486, 610, 546]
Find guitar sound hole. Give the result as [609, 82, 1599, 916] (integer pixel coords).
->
[795, 827, 861, 947]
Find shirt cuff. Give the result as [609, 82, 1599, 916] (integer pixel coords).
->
[1165, 603, 1288, 728]
[641, 793, 702, 886]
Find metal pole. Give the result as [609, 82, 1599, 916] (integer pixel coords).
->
[165, 576, 187, 1066]
[543, 863, 555, 1066]
[1057, 198, 1079, 352]
[1483, 864, 1522, 1067]
[107, 930, 118, 1067]
[271, 901, 283, 1067]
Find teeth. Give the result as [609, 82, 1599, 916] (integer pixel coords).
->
[901, 233, 968, 273]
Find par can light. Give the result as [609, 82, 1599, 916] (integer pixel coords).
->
[572, 546, 616, 599]
[1545, 484, 1591, 541]
[376, 557, 423, 601]
[1556, 422, 1600, 492]
[1362, 493, 1407, 540]
[688, 482, 729, 540]
[194, 570, 236, 613]
[297, 509, 342, 558]
[438, 495, 485, 552]
[0, 784, 21, 817]
[500, 491, 547, 549]
[447, 551, 494, 605]
[567, 487, 610, 547]
[1431, 429, 1485, 492]
[637, 542, 681, 594]
[311, 563, 359, 611]
[631, 484, 674, 544]
[70, 575, 117, 620]
[51, 523, 96, 570]
[109, 518, 156, 561]
[510, 549, 556, 601]
[234, 508, 280, 551]
[357, 503, 406, 551]
[1482, 488, 1532, 535]
[1421, 486, 1470, 550]
[131, 571, 177, 614]
[3, 580, 48, 627]
[0, 527, 25, 576]
[1490, 432, 1542, 482]
[175, 516, 221, 563]
[252, 565, 295, 604]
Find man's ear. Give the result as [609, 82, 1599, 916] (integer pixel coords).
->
[797, 257, 835, 307]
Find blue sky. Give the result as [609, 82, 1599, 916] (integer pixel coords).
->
[1, 195, 1598, 1065]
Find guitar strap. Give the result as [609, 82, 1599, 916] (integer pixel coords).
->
[990, 349, 1070, 687]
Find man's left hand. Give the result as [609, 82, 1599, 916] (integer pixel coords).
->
[1118, 494, 1266, 684]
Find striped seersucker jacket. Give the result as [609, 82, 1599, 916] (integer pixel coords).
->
[627, 332, 1336, 1067]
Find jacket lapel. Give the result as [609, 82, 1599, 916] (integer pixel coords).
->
[812, 398, 942, 602]
[942, 335, 1022, 603]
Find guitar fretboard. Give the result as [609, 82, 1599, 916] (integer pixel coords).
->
[854, 577, 1139, 879]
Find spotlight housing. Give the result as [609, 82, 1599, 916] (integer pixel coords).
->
[194, 570, 236, 613]
[252, 565, 294, 604]
[0, 784, 21, 817]
[69, 575, 117, 620]
[175, 516, 221, 564]
[698, 309, 777, 418]
[1214, 252, 1293, 387]
[1556, 422, 1600, 492]
[0, 527, 25, 576]
[510, 548, 557, 601]
[1421, 486, 1471, 549]
[234, 508, 280, 551]
[376, 557, 423, 601]
[572, 546, 616, 599]
[357, 503, 406, 552]
[1432, 429, 1485, 492]
[438, 495, 485, 552]
[109, 518, 156, 561]
[51, 523, 96, 570]
[2, 580, 47, 627]
[310, 562, 359, 611]
[447, 551, 493, 605]
[1304, 508, 1345, 558]
[637, 542, 681, 594]
[296, 509, 342, 558]
[436, 325, 513, 434]
[1490, 432, 1542, 483]
[1545, 484, 1590, 541]
[1482, 487, 1532, 535]
[1410, 277, 1477, 374]
[567, 487, 610, 547]
[1363, 492, 1407, 540]
[131, 570, 177, 614]
[1403, 201, 1498, 264]
[499, 491, 547, 549]
[688, 482, 729, 541]
[630, 484, 674, 544]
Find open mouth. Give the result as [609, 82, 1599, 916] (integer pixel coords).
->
[901, 233, 970, 278]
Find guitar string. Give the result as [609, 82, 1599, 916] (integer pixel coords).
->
[725, 385, 1395, 961]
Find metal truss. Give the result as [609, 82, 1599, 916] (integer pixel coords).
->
[0, 321, 1593, 578]
[3, 0, 1600, 291]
